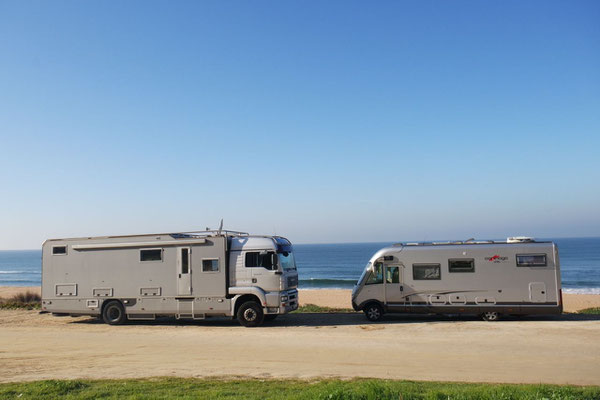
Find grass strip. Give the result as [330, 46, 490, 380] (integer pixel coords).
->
[292, 303, 355, 313]
[0, 377, 598, 400]
[0, 291, 41, 310]
[577, 307, 600, 315]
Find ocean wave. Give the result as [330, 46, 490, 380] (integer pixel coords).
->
[562, 288, 600, 295]
[0, 271, 41, 274]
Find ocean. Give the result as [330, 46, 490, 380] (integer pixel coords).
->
[1, 238, 599, 294]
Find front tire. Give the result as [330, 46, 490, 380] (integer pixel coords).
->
[363, 303, 384, 322]
[237, 301, 264, 327]
[481, 311, 500, 321]
[102, 301, 126, 325]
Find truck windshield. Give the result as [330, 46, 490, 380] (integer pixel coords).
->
[278, 251, 296, 271]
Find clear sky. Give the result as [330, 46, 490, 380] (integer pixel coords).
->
[1, 1, 599, 249]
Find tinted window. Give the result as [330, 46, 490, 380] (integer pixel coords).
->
[181, 248, 189, 274]
[202, 259, 219, 272]
[413, 264, 441, 280]
[516, 254, 547, 267]
[366, 263, 384, 285]
[140, 249, 162, 262]
[386, 266, 400, 283]
[52, 246, 67, 255]
[449, 259, 475, 273]
[245, 252, 276, 270]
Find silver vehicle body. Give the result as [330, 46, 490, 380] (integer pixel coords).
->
[352, 238, 562, 317]
[41, 230, 298, 321]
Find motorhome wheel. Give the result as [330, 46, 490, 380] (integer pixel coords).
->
[237, 301, 264, 327]
[364, 303, 383, 322]
[481, 311, 500, 321]
[102, 301, 126, 325]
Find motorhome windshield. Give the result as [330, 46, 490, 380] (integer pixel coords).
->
[357, 262, 372, 286]
[278, 251, 296, 271]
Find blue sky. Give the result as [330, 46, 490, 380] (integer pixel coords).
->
[1, 1, 599, 249]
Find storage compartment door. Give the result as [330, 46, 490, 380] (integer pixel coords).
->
[529, 282, 547, 303]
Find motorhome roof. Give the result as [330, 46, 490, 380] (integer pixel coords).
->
[45, 229, 289, 242]
[393, 237, 549, 247]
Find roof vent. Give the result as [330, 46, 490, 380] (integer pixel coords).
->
[507, 236, 534, 243]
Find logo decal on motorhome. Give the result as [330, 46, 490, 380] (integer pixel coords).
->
[486, 255, 508, 263]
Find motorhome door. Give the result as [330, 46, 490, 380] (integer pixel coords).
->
[385, 264, 412, 310]
[177, 247, 192, 296]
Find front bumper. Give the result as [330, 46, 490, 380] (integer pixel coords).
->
[265, 289, 298, 314]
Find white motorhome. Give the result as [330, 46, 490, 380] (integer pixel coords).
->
[352, 237, 562, 321]
[41, 230, 298, 327]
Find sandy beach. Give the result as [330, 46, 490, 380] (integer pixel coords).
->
[0, 286, 599, 385]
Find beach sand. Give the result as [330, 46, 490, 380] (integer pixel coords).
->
[1, 286, 600, 385]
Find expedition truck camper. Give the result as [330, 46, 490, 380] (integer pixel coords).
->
[352, 237, 562, 321]
[41, 230, 299, 327]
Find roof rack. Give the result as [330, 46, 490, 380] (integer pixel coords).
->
[393, 237, 538, 247]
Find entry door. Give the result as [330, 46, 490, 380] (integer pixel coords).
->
[177, 247, 192, 296]
[384, 264, 405, 310]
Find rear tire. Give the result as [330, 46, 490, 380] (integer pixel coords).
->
[363, 303, 384, 322]
[481, 311, 500, 321]
[237, 301, 264, 327]
[102, 301, 126, 325]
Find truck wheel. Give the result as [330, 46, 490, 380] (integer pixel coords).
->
[102, 301, 126, 325]
[237, 301, 264, 327]
[264, 314, 278, 322]
[481, 311, 500, 321]
[364, 303, 383, 322]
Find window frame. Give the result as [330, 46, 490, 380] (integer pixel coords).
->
[448, 258, 475, 273]
[139, 248, 163, 263]
[412, 263, 442, 280]
[202, 258, 220, 273]
[245, 251, 277, 271]
[52, 245, 68, 256]
[516, 253, 547, 267]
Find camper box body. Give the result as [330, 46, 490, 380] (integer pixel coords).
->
[41, 230, 298, 325]
[352, 239, 562, 320]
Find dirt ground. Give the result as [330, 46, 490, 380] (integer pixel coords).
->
[1, 309, 599, 385]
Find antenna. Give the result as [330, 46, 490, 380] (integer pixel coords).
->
[218, 219, 223, 235]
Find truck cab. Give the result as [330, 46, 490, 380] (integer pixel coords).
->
[229, 236, 299, 317]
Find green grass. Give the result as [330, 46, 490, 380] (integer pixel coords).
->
[0, 378, 598, 400]
[0, 291, 41, 310]
[292, 303, 355, 313]
[577, 307, 600, 315]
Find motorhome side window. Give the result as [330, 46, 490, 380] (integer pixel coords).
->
[52, 246, 67, 255]
[516, 254, 547, 267]
[413, 264, 441, 280]
[366, 263, 383, 285]
[140, 249, 162, 262]
[386, 266, 400, 283]
[449, 259, 475, 273]
[245, 252, 276, 270]
[202, 259, 219, 272]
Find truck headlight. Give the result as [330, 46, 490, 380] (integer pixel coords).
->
[281, 295, 288, 301]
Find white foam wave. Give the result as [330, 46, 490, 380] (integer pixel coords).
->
[0, 271, 40, 274]
[562, 288, 600, 295]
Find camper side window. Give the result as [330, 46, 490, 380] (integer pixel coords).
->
[413, 264, 441, 280]
[449, 259, 475, 273]
[516, 254, 547, 267]
[52, 246, 67, 255]
[366, 263, 384, 285]
[386, 266, 400, 283]
[202, 259, 219, 272]
[140, 249, 162, 262]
